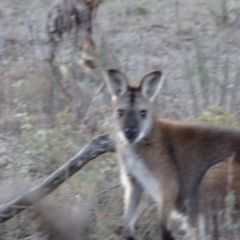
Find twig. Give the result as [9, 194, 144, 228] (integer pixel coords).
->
[98, 184, 121, 197]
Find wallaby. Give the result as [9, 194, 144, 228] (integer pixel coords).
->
[105, 69, 240, 240]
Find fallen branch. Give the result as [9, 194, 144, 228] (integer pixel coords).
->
[0, 133, 115, 224]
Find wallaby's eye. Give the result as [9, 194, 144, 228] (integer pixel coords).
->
[140, 110, 147, 118]
[117, 109, 124, 117]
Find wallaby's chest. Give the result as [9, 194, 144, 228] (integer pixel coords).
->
[119, 145, 161, 202]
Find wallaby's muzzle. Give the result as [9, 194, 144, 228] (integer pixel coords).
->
[124, 127, 138, 142]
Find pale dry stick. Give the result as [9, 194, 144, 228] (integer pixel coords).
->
[0, 133, 115, 223]
[210, 40, 221, 107]
[218, 57, 230, 108]
[230, 65, 240, 113]
[194, 35, 210, 109]
[184, 59, 200, 116]
[82, 82, 104, 122]
[26, 15, 38, 63]
[175, 0, 181, 34]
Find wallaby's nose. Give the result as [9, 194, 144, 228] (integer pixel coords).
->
[124, 128, 138, 142]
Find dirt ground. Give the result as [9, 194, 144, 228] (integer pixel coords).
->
[1, 0, 240, 239]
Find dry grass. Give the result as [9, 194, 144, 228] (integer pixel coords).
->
[1, 0, 240, 239]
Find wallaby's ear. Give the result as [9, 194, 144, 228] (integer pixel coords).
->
[105, 69, 128, 98]
[140, 71, 163, 101]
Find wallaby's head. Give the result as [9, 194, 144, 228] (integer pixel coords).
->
[105, 69, 163, 144]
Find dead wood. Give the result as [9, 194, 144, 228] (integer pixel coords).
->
[0, 133, 115, 224]
[45, 0, 100, 113]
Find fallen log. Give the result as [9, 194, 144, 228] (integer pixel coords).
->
[0, 133, 115, 223]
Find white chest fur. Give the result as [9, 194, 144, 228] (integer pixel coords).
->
[119, 143, 160, 203]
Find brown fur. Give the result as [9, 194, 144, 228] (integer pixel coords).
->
[158, 120, 240, 214]
[198, 157, 240, 239]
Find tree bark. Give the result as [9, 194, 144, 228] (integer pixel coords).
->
[0, 133, 115, 223]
